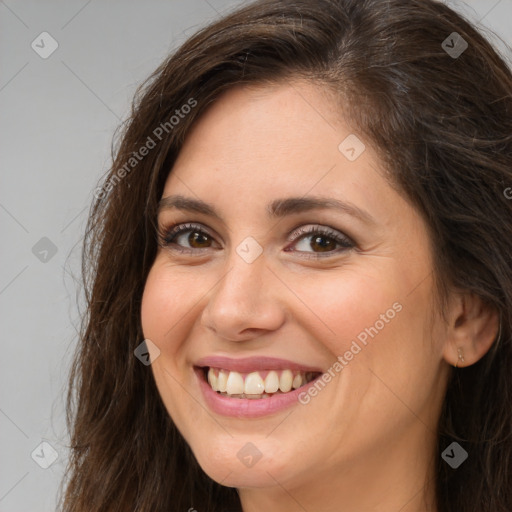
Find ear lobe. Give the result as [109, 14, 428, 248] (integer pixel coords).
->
[442, 292, 500, 368]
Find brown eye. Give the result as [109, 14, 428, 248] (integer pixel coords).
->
[187, 231, 212, 248]
[309, 235, 337, 252]
[288, 225, 354, 256]
[161, 223, 216, 252]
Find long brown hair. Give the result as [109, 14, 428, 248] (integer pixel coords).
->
[60, 1, 512, 510]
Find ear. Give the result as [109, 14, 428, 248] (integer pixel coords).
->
[442, 291, 500, 367]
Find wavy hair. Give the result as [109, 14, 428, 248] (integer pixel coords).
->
[60, 0, 512, 510]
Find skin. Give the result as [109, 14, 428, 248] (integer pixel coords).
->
[141, 81, 498, 512]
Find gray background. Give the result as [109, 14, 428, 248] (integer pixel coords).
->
[1, 1, 510, 510]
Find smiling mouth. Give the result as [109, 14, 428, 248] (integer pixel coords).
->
[201, 367, 322, 399]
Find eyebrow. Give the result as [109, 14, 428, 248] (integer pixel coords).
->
[157, 194, 375, 224]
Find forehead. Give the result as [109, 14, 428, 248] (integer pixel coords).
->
[162, 82, 394, 225]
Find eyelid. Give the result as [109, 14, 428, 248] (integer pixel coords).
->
[159, 222, 215, 243]
[283, 224, 355, 257]
[286, 224, 352, 243]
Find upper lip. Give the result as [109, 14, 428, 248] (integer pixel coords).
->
[194, 355, 323, 373]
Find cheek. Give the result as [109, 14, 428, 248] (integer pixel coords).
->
[140, 261, 199, 345]
[291, 265, 437, 409]
[140, 263, 204, 431]
[287, 267, 399, 357]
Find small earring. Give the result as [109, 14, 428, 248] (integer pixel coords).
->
[454, 347, 465, 368]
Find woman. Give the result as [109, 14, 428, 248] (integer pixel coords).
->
[61, 0, 512, 510]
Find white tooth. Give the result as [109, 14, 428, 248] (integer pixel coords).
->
[208, 368, 218, 391]
[226, 371, 244, 395]
[279, 369, 293, 392]
[244, 372, 265, 395]
[264, 371, 279, 393]
[217, 370, 228, 392]
[292, 373, 303, 389]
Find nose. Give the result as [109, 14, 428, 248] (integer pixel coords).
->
[200, 252, 286, 342]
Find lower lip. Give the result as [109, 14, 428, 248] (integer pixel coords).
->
[195, 367, 319, 418]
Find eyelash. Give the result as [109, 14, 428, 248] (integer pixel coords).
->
[158, 222, 355, 258]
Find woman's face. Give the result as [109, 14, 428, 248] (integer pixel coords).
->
[141, 82, 451, 493]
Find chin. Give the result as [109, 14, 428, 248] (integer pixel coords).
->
[190, 433, 294, 488]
